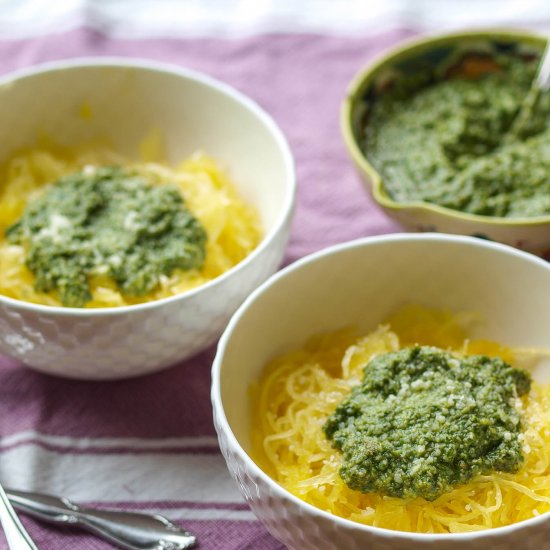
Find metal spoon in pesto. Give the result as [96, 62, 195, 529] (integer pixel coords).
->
[508, 39, 550, 137]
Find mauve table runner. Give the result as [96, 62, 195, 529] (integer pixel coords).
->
[0, 29, 407, 549]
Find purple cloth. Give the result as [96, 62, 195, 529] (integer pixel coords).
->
[0, 28, 412, 549]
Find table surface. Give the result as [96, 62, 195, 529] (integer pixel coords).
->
[0, 2, 547, 549]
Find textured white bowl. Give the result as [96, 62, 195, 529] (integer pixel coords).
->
[212, 234, 550, 550]
[0, 58, 295, 380]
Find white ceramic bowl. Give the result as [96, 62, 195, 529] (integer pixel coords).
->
[0, 58, 295, 380]
[212, 234, 550, 550]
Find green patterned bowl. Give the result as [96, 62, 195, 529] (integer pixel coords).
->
[342, 30, 550, 253]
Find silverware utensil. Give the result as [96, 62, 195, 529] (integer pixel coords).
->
[6, 488, 197, 550]
[0, 484, 37, 549]
[534, 39, 550, 92]
[509, 39, 550, 136]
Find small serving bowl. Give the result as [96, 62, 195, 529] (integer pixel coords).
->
[341, 30, 550, 253]
[0, 58, 295, 380]
[212, 233, 550, 550]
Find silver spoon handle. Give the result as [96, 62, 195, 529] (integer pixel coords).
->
[536, 40, 550, 91]
[6, 488, 196, 550]
[0, 485, 37, 550]
[507, 40, 550, 137]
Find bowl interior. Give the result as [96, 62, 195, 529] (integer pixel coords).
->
[345, 31, 546, 208]
[219, 236, 550, 453]
[0, 61, 293, 232]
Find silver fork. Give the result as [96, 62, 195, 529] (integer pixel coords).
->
[0, 483, 37, 549]
[6, 488, 197, 550]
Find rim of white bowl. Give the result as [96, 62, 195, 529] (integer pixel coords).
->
[212, 232, 550, 542]
[0, 57, 296, 317]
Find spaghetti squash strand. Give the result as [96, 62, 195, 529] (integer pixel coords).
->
[0, 149, 261, 307]
[251, 306, 550, 533]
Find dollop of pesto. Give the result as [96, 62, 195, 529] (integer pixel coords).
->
[6, 166, 207, 307]
[365, 56, 550, 217]
[324, 346, 531, 500]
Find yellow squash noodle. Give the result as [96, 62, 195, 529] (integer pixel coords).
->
[251, 305, 550, 533]
[0, 148, 262, 307]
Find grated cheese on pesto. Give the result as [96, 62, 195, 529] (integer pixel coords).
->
[324, 346, 531, 500]
[6, 166, 207, 307]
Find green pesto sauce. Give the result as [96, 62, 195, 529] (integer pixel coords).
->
[365, 56, 550, 217]
[324, 346, 531, 501]
[6, 166, 207, 307]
